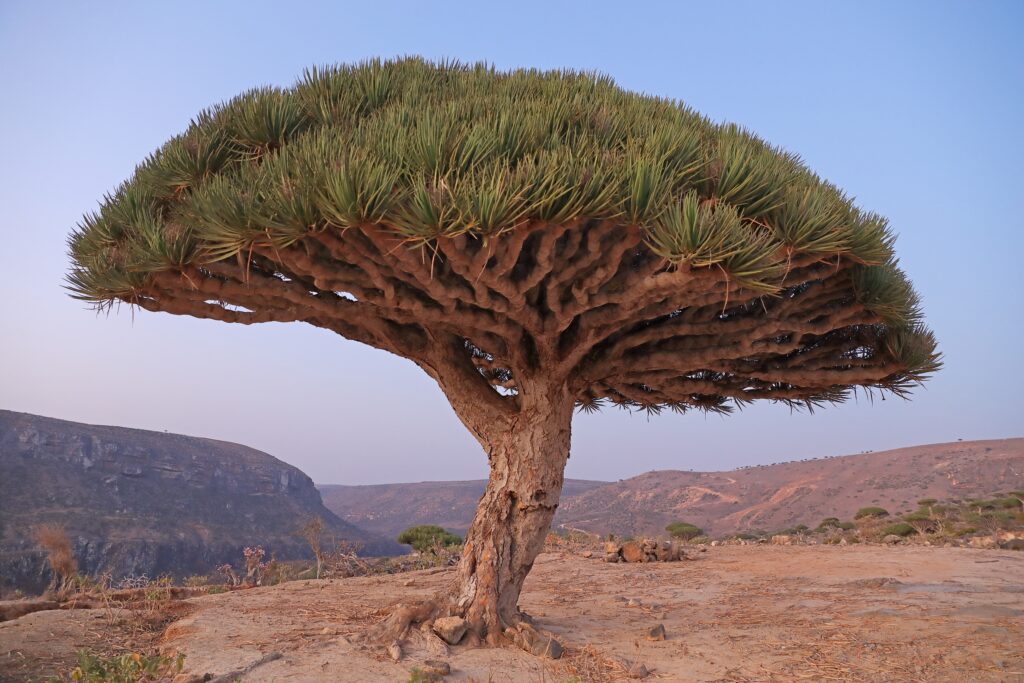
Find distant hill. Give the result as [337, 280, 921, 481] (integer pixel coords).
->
[320, 439, 1024, 540]
[319, 479, 606, 539]
[558, 439, 1024, 537]
[0, 410, 402, 593]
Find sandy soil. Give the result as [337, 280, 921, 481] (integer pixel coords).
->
[3, 545, 1023, 682]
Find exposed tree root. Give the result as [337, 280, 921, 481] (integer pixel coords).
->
[370, 594, 450, 644]
[368, 589, 562, 661]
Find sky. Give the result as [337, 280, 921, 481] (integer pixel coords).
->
[1, 1, 1022, 485]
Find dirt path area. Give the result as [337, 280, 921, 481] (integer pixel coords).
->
[3, 545, 1022, 682]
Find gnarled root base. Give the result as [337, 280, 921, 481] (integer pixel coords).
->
[369, 590, 561, 660]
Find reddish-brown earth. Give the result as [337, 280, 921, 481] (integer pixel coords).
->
[5, 545, 1021, 682]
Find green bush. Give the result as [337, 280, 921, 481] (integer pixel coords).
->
[816, 517, 854, 532]
[917, 498, 937, 507]
[815, 517, 841, 531]
[51, 650, 184, 683]
[903, 510, 932, 522]
[854, 506, 889, 519]
[397, 525, 462, 553]
[665, 522, 704, 540]
[882, 522, 916, 537]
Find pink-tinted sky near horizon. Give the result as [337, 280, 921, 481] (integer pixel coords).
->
[0, 1, 1021, 484]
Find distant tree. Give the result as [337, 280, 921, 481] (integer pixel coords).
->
[665, 522, 704, 540]
[66, 58, 939, 645]
[397, 525, 462, 553]
[854, 506, 889, 519]
[297, 517, 325, 579]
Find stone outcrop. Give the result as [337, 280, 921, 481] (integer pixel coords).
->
[0, 410, 402, 593]
[602, 539, 684, 563]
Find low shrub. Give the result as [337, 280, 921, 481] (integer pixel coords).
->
[397, 525, 463, 553]
[882, 522, 916, 537]
[183, 575, 209, 588]
[854, 506, 889, 519]
[815, 517, 841, 531]
[50, 649, 184, 682]
[665, 522, 704, 540]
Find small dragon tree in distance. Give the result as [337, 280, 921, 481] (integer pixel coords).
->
[67, 58, 939, 646]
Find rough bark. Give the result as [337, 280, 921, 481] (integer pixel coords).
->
[453, 382, 574, 642]
[369, 377, 573, 647]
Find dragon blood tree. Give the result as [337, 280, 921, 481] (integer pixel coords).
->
[68, 58, 939, 645]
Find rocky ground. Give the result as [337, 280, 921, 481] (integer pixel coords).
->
[3, 545, 1023, 682]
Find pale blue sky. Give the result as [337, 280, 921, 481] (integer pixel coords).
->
[1, 1, 1021, 484]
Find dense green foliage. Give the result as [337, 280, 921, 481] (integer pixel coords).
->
[854, 506, 889, 519]
[815, 517, 843, 531]
[67, 58, 938, 392]
[881, 522, 916, 537]
[665, 521, 704, 540]
[396, 524, 462, 553]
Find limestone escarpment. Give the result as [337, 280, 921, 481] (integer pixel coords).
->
[0, 410, 401, 593]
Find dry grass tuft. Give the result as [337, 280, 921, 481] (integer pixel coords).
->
[34, 524, 77, 597]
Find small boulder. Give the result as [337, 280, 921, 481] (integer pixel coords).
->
[432, 616, 468, 645]
[628, 662, 650, 679]
[605, 553, 621, 563]
[771, 535, 792, 546]
[626, 598, 642, 607]
[582, 550, 593, 558]
[621, 541, 646, 563]
[387, 641, 402, 662]
[645, 623, 666, 641]
[882, 534, 904, 545]
[506, 623, 563, 659]
[1000, 538, 1024, 551]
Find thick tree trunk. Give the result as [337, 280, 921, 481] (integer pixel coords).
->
[370, 359, 576, 648]
[453, 384, 574, 642]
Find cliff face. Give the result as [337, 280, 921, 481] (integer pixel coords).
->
[0, 410, 402, 593]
